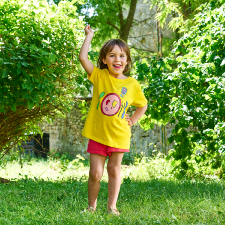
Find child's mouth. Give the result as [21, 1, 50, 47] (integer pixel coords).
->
[113, 64, 122, 69]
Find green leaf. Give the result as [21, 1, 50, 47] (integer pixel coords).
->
[167, 136, 174, 145]
[220, 58, 225, 66]
[171, 160, 176, 166]
[17, 62, 22, 68]
[21, 62, 29, 67]
[81, 108, 87, 114]
[182, 129, 187, 138]
[10, 104, 17, 112]
[2, 69, 7, 78]
[0, 104, 5, 113]
[181, 161, 189, 170]
[81, 115, 86, 120]
[17, 68, 21, 74]
[27, 101, 34, 110]
[49, 53, 57, 62]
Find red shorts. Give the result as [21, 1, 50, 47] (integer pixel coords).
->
[87, 139, 129, 157]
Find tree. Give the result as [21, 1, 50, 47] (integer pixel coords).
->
[77, 0, 138, 44]
[146, 0, 214, 33]
[137, 0, 225, 175]
[0, 0, 88, 159]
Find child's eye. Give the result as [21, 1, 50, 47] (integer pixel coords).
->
[120, 55, 124, 57]
[109, 55, 114, 57]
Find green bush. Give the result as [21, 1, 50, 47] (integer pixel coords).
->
[0, 0, 88, 157]
[136, 1, 225, 173]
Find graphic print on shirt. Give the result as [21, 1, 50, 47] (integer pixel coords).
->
[96, 91, 105, 109]
[120, 87, 127, 97]
[101, 93, 121, 116]
[118, 101, 128, 119]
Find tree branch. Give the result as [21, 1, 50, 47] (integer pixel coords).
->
[118, 2, 124, 29]
[133, 14, 156, 24]
[129, 36, 155, 53]
[130, 45, 155, 53]
[106, 20, 121, 34]
[129, 33, 153, 38]
[120, 0, 138, 42]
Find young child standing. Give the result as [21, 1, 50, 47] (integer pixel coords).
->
[79, 25, 147, 215]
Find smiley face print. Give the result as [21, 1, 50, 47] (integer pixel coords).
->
[101, 93, 121, 116]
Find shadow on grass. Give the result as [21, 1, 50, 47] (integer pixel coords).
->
[0, 178, 225, 224]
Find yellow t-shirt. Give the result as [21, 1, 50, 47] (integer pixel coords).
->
[82, 66, 147, 149]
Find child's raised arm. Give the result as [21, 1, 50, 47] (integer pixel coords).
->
[79, 25, 94, 76]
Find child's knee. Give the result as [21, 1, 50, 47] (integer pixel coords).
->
[89, 170, 102, 182]
[107, 165, 120, 177]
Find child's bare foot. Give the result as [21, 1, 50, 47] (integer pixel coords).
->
[108, 207, 120, 216]
[81, 205, 96, 213]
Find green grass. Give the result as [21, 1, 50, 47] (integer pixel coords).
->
[0, 157, 225, 224]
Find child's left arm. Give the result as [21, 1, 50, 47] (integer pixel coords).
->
[125, 104, 147, 126]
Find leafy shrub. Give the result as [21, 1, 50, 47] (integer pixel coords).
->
[136, 2, 225, 174]
[0, 0, 88, 157]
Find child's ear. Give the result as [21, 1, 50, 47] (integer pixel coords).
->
[102, 58, 107, 64]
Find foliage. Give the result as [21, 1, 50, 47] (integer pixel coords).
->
[48, 154, 88, 172]
[78, 100, 90, 120]
[145, 0, 224, 33]
[0, 0, 90, 158]
[136, 2, 225, 173]
[76, 0, 138, 43]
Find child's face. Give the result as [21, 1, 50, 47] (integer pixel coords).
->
[102, 45, 128, 78]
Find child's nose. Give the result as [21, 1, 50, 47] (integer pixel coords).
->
[115, 56, 120, 61]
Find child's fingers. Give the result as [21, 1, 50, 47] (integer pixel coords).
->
[128, 120, 132, 126]
[87, 25, 92, 31]
[84, 25, 93, 35]
[125, 115, 133, 126]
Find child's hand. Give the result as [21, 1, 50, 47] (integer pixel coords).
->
[125, 114, 134, 126]
[84, 25, 94, 36]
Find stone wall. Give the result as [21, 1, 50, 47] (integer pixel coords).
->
[127, 1, 173, 53]
[39, 100, 175, 158]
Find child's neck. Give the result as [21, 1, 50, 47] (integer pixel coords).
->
[109, 71, 128, 79]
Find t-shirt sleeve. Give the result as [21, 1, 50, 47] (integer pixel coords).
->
[131, 82, 147, 108]
[88, 66, 104, 86]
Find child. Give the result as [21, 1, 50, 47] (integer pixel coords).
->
[79, 25, 147, 215]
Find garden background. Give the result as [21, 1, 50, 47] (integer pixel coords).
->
[0, 0, 225, 224]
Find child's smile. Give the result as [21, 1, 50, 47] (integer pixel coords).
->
[103, 45, 128, 79]
[113, 64, 122, 69]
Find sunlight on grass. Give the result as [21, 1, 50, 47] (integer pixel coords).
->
[0, 155, 174, 182]
[1, 155, 225, 224]
[0, 154, 223, 182]
[0, 157, 89, 182]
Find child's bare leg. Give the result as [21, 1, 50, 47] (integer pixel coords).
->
[107, 152, 124, 209]
[88, 154, 106, 209]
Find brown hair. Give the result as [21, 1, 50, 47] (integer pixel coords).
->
[97, 39, 132, 74]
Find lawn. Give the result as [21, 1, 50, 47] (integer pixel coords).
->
[0, 155, 225, 224]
